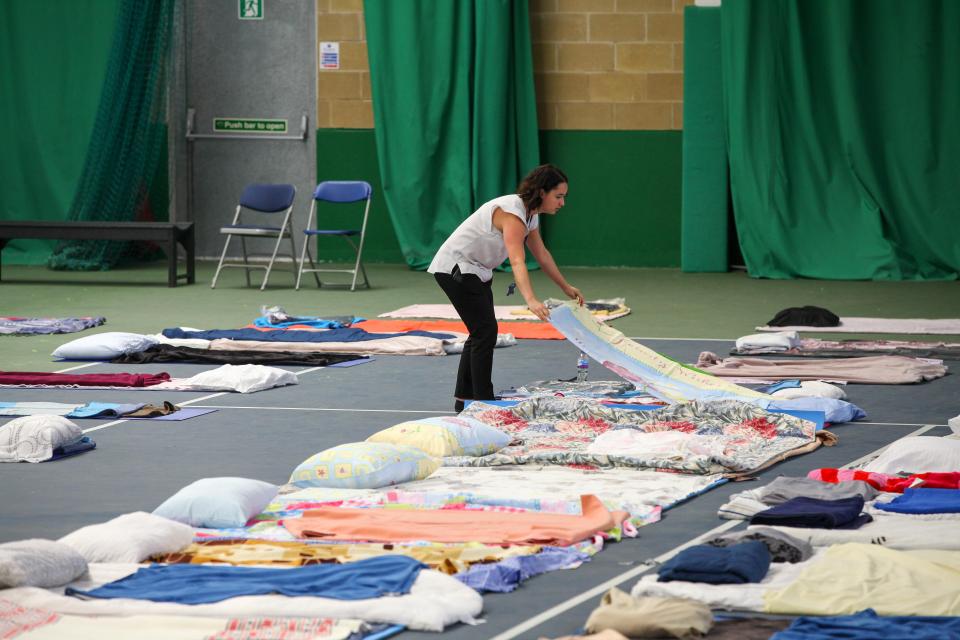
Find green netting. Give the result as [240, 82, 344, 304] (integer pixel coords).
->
[49, 0, 176, 271]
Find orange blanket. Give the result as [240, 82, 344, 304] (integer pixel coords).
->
[353, 318, 564, 340]
[283, 495, 627, 546]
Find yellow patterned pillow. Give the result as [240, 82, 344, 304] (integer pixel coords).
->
[366, 416, 511, 457]
[288, 442, 440, 489]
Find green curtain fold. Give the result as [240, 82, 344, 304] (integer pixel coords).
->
[364, 0, 540, 270]
[722, 0, 960, 280]
[0, 0, 119, 264]
[48, 0, 176, 271]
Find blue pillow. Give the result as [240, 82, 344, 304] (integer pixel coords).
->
[153, 477, 277, 528]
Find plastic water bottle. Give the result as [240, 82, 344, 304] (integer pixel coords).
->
[576, 352, 589, 382]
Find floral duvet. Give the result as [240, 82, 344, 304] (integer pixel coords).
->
[448, 398, 819, 475]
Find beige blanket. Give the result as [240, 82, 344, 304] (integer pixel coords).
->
[696, 353, 947, 384]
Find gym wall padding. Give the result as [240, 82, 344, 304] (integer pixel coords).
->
[0, 0, 120, 265]
[681, 6, 728, 273]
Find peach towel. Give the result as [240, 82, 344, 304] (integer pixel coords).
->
[283, 494, 628, 546]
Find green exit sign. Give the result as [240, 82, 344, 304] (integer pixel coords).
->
[239, 0, 263, 19]
[214, 118, 287, 133]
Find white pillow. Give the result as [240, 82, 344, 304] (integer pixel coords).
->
[58, 511, 194, 562]
[0, 415, 82, 463]
[173, 364, 298, 393]
[771, 380, 847, 400]
[0, 538, 88, 587]
[735, 331, 800, 350]
[863, 436, 960, 474]
[153, 477, 278, 528]
[52, 332, 157, 360]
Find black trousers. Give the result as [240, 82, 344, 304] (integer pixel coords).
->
[434, 268, 497, 400]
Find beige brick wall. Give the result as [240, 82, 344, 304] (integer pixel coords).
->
[533, 0, 689, 130]
[316, 0, 689, 131]
[316, 0, 372, 128]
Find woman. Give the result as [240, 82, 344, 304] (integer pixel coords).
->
[428, 164, 584, 412]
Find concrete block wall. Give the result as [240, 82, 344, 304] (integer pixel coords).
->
[316, 0, 690, 131]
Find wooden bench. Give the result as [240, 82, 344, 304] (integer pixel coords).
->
[0, 221, 195, 287]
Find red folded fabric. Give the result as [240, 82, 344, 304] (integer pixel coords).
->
[0, 371, 171, 387]
[809, 468, 960, 493]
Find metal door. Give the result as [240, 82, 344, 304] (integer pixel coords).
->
[169, 0, 316, 262]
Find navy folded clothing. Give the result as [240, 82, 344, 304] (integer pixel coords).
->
[875, 487, 960, 515]
[750, 496, 872, 529]
[657, 541, 771, 584]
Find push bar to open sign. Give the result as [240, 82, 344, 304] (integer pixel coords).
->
[185, 109, 308, 141]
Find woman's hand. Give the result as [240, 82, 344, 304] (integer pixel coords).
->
[526, 298, 550, 321]
[562, 284, 584, 305]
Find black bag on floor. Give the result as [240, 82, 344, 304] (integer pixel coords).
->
[766, 305, 840, 327]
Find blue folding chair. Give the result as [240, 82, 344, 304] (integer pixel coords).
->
[296, 180, 372, 291]
[211, 183, 298, 290]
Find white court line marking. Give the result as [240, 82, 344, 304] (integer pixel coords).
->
[490, 421, 942, 640]
[191, 405, 454, 414]
[54, 362, 102, 373]
[81, 366, 327, 434]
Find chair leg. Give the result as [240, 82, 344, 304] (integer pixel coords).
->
[260, 233, 286, 291]
[211, 234, 233, 289]
[359, 261, 370, 289]
[299, 238, 322, 288]
[349, 237, 370, 291]
[296, 233, 309, 290]
[288, 233, 299, 287]
[240, 237, 251, 288]
[308, 246, 321, 287]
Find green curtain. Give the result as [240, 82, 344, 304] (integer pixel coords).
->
[722, 0, 960, 280]
[363, 0, 540, 270]
[0, 0, 119, 264]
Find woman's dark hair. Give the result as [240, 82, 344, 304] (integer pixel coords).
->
[517, 164, 568, 212]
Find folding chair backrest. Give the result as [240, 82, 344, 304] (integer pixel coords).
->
[240, 183, 297, 212]
[313, 181, 372, 204]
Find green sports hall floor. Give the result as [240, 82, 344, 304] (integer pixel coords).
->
[3, 260, 959, 371]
